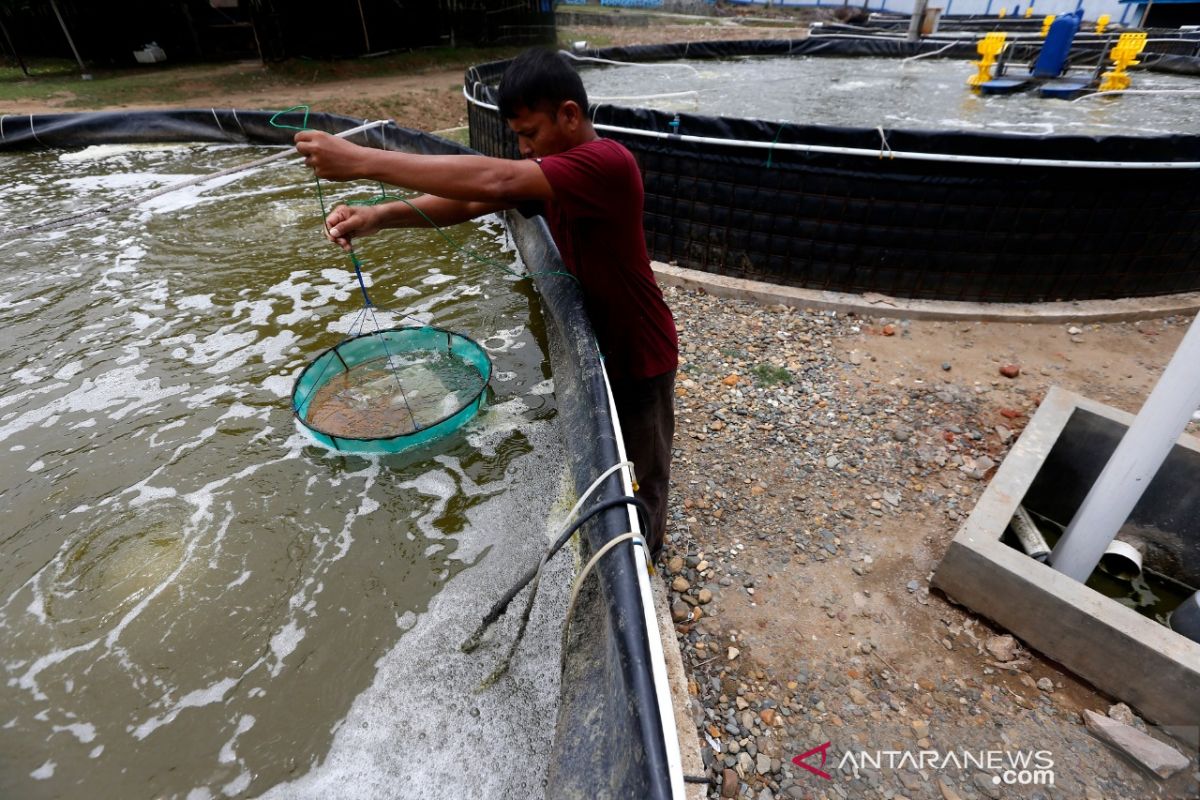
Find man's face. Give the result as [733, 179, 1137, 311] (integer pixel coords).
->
[506, 103, 574, 159]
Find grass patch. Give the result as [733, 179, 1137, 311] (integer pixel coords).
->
[751, 363, 793, 386]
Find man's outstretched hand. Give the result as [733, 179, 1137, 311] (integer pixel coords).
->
[294, 130, 368, 182]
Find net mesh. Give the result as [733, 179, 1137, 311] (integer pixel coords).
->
[292, 327, 491, 453]
[306, 348, 487, 439]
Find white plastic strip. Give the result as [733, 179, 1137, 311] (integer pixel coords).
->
[462, 87, 1200, 169]
[586, 120, 1200, 170]
[599, 359, 687, 800]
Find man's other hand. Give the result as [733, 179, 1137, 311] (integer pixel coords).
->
[324, 205, 380, 251]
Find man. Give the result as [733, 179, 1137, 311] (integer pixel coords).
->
[294, 48, 678, 558]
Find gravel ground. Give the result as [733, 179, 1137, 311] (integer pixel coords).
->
[658, 285, 1200, 800]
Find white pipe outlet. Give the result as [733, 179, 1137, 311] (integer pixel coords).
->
[1050, 313, 1200, 582]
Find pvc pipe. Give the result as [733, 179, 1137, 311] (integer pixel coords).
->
[1170, 590, 1200, 643]
[1010, 505, 1051, 561]
[1050, 313, 1200, 582]
[1072, 89, 1200, 102]
[4, 118, 390, 241]
[1099, 539, 1143, 581]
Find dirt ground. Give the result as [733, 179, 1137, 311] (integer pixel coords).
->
[664, 291, 1199, 799]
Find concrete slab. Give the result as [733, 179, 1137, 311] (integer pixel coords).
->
[932, 386, 1200, 747]
[652, 261, 1200, 323]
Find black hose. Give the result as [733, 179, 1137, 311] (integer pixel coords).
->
[461, 494, 650, 654]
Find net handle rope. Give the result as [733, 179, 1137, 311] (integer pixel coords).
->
[273, 105, 423, 427]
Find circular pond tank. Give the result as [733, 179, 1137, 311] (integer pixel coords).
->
[465, 38, 1200, 303]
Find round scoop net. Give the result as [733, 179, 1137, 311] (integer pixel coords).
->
[292, 327, 490, 454]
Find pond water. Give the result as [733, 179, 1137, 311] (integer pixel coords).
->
[580, 56, 1200, 136]
[0, 143, 568, 799]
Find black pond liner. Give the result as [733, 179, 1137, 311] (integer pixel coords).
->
[465, 37, 1200, 303]
[0, 110, 680, 800]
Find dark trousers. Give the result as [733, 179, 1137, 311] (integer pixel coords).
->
[611, 369, 676, 560]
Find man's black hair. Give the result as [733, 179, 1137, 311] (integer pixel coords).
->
[497, 48, 589, 120]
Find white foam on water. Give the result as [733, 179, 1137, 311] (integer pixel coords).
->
[52, 361, 85, 381]
[52, 722, 96, 743]
[89, 746, 103, 759]
[392, 286, 420, 300]
[28, 460, 44, 473]
[269, 271, 352, 327]
[481, 326, 526, 353]
[26, 594, 46, 624]
[30, 760, 55, 780]
[178, 294, 214, 311]
[11, 367, 41, 385]
[268, 622, 304, 678]
[132, 677, 239, 741]
[259, 420, 568, 800]
[218, 714, 256, 764]
[231, 298, 275, 326]
[187, 787, 214, 800]
[222, 770, 252, 797]
[219, 403, 261, 422]
[257, 330, 298, 365]
[261, 375, 293, 399]
[529, 379, 554, 396]
[58, 172, 182, 193]
[58, 144, 192, 163]
[186, 329, 258, 371]
[139, 172, 249, 215]
[225, 570, 252, 590]
[129, 483, 178, 508]
[420, 272, 455, 286]
[0, 365, 189, 440]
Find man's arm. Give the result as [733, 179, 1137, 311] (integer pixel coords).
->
[295, 131, 553, 205]
[324, 194, 510, 251]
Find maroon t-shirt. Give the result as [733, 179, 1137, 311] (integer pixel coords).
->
[534, 138, 678, 383]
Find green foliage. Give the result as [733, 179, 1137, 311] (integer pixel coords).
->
[751, 363, 793, 386]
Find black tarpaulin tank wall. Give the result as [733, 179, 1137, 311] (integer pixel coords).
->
[465, 38, 1200, 304]
[0, 109, 684, 800]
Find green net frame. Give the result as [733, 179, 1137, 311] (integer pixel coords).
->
[291, 326, 491, 454]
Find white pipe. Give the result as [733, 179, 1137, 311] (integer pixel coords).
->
[560, 50, 702, 75]
[4, 118, 390, 240]
[590, 90, 699, 102]
[1050, 313, 1200, 582]
[586, 120, 1200, 170]
[1072, 89, 1200, 102]
[463, 89, 1200, 170]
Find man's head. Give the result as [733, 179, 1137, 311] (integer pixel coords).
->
[498, 48, 594, 158]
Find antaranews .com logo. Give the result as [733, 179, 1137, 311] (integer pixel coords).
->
[793, 742, 1055, 787]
